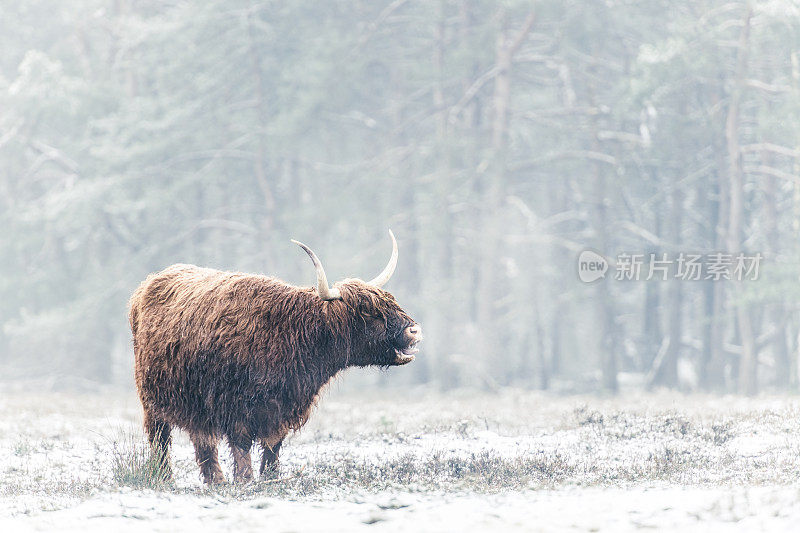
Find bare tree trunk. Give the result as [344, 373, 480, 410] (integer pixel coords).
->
[422, 1, 455, 388]
[535, 306, 549, 390]
[641, 171, 662, 371]
[548, 182, 567, 377]
[654, 184, 682, 387]
[476, 9, 536, 387]
[725, 7, 756, 395]
[700, 276, 715, 386]
[588, 157, 618, 392]
[791, 51, 800, 389]
[642, 249, 661, 369]
[708, 143, 730, 389]
[586, 90, 617, 393]
[763, 146, 790, 388]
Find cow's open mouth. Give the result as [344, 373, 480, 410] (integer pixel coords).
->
[393, 343, 419, 365]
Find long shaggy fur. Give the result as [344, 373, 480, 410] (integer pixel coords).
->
[129, 263, 418, 483]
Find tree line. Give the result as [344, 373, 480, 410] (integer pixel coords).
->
[1, 0, 799, 394]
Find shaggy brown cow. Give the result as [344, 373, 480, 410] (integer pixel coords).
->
[129, 230, 422, 484]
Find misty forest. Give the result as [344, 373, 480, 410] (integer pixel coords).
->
[4, 0, 800, 396]
[5, 1, 800, 531]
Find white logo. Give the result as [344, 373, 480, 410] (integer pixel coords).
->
[578, 250, 608, 283]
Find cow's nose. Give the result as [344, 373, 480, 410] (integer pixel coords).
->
[406, 325, 422, 338]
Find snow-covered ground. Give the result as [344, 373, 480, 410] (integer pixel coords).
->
[2, 387, 800, 531]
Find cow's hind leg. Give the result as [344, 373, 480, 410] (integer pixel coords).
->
[227, 434, 254, 483]
[190, 432, 225, 485]
[143, 410, 173, 482]
[259, 430, 287, 479]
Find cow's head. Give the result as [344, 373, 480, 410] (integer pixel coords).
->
[293, 230, 423, 367]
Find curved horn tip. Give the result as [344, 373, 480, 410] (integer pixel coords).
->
[367, 229, 399, 288]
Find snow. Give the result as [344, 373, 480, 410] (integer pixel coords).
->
[2, 389, 800, 531]
[5, 486, 800, 532]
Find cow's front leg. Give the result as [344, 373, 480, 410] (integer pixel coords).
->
[190, 431, 225, 485]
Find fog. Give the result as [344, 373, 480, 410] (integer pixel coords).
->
[2, 0, 800, 396]
[7, 2, 800, 531]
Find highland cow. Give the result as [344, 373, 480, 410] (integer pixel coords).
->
[129, 230, 421, 484]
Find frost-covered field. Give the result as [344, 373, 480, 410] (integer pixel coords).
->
[3, 387, 800, 531]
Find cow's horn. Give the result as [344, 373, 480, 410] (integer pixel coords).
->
[291, 239, 342, 301]
[367, 229, 398, 288]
